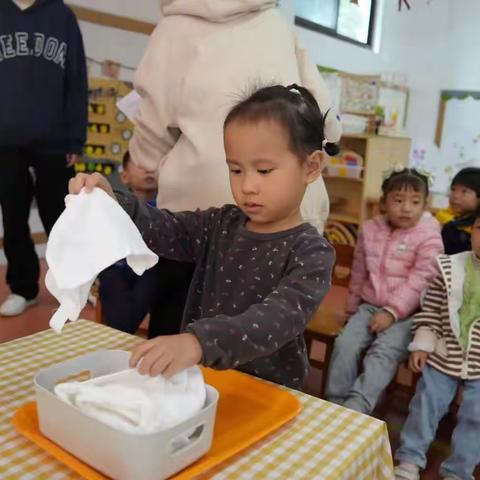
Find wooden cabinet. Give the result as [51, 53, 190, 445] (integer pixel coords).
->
[324, 134, 411, 240]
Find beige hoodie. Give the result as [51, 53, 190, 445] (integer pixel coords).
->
[130, 0, 341, 232]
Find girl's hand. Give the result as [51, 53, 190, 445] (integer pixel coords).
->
[129, 333, 203, 377]
[369, 310, 395, 333]
[68, 172, 115, 199]
[409, 351, 429, 373]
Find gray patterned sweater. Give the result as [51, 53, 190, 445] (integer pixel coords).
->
[117, 192, 334, 389]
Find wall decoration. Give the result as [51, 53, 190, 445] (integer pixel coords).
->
[377, 85, 409, 134]
[340, 74, 379, 115]
[85, 77, 134, 165]
[319, 65, 409, 135]
[433, 90, 480, 193]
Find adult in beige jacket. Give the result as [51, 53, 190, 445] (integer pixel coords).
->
[130, 0, 342, 232]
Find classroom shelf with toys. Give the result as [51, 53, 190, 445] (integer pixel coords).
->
[324, 133, 411, 245]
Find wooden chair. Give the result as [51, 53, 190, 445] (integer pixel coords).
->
[385, 361, 420, 404]
[304, 243, 354, 396]
[89, 282, 103, 323]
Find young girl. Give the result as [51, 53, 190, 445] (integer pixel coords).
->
[325, 168, 444, 414]
[69, 84, 336, 390]
[395, 209, 480, 480]
[436, 167, 480, 254]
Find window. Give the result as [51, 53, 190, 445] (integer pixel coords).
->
[295, 0, 377, 47]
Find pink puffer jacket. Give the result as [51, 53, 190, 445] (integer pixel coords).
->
[346, 212, 444, 319]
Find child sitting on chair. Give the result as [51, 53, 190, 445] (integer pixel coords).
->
[97, 151, 161, 335]
[394, 207, 480, 480]
[68, 84, 336, 390]
[325, 167, 443, 414]
[436, 167, 480, 254]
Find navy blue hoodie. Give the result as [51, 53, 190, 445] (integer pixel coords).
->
[0, 0, 88, 154]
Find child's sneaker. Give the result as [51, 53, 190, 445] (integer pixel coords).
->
[394, 463, 420, 480]
[0, 294, 38, 317]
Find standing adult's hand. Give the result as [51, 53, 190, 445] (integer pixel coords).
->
[66, 153, 80, 167]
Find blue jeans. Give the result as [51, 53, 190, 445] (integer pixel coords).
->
[396, 365, 480, 480]
[325, 303, 412, 414]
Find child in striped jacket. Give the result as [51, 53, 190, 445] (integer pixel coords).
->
[395, 208, 480, 480]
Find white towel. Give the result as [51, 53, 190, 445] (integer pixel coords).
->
[54, 366, 206, 434]
[45, 188, 158, 333]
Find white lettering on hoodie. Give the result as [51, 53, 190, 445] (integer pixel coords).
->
[0, 32, 67, 68]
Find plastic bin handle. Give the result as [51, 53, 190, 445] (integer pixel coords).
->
[169, 423, 205, 456]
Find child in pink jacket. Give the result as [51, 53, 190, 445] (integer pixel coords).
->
[325, 168, 443, 414]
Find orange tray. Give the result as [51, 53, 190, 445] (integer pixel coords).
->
[13, 368, 301, 479]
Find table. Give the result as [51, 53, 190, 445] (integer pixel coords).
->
[0, 320, 394, 479]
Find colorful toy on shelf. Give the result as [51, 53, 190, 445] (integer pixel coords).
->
[74, 161, 114, 176]
[85, 77, 134, 163]
[325, 150, 364, 179]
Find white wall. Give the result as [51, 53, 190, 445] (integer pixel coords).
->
[70, 0, 159, 81]
[445, 0, 480, 90]
[376, 0, 480, 190]
[281, 0, 480, 194]
[285, 0, 451, 153]
[79, 22, 151, 82]
[70, 0, 159, 22]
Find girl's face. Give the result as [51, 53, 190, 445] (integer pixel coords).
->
[224, 119, 322, 233]
[382, 186, 427, 229]
[449, 184, 478, 215]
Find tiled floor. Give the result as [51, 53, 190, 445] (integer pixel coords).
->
[1, 262, 479, 480]
[0, 260, 96, 344]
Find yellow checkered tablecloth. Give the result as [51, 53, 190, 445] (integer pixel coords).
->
[0, 320, 394, 480]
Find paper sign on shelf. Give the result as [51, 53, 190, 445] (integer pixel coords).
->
[116, 90, 141, 123]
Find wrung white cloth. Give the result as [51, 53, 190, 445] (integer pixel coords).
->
[45, 188, 158, 333]
[54, 366, 207, 433]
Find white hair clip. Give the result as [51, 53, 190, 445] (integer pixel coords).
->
[286, 84, 302, 95]
[416, 167, 435, 187]
[382, 163, 434, 187]
[382, 163, 407, 180]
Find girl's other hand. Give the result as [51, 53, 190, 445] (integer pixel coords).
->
[129, 333, 203, 377]
[369, 310, 395, 333]
[409, 351, 429, 373]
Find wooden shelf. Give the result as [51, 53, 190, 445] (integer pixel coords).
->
[341, 132, 410, 140]
[324, 175, 363, 183]
[325, 134, 411, 228]
[342, 110, 376, 117]
[328, 212, 360, 225]
[341, 133, 370, 139]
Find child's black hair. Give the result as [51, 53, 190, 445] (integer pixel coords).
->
[381, 168, 429, 198]
[122, 150, 131, 170]
[451, 167, 480, 197]
[224, 84, 339, 159]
